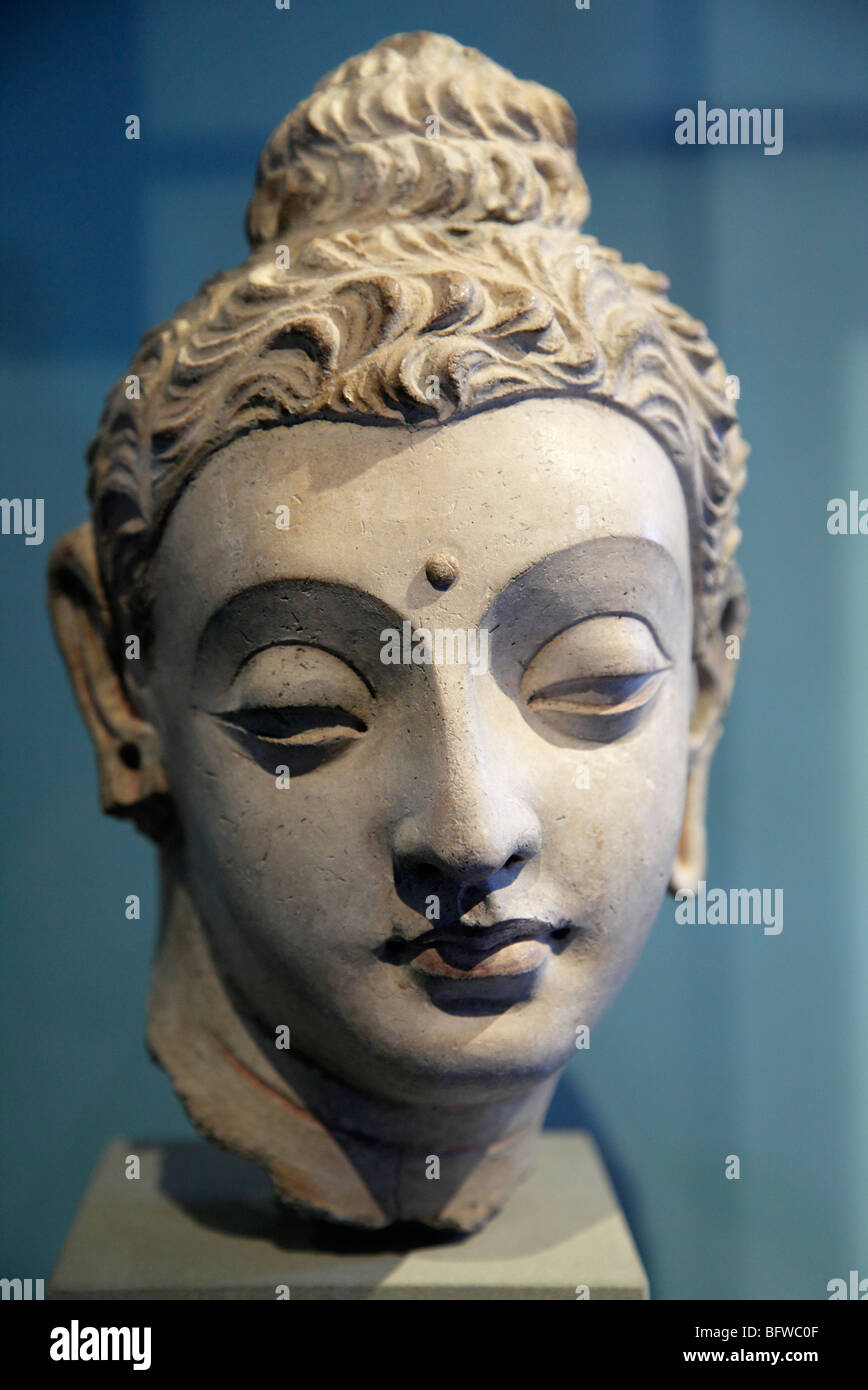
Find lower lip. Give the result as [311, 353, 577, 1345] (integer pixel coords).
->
[410, 938, 548, 979]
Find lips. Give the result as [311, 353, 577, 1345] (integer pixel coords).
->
[413, 937, 548, 978]
[402, 919, 556, 980]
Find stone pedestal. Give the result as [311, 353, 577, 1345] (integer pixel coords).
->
[48, 1132, 649, 1300]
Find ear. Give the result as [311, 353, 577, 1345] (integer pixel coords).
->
[48, 522, 173, 840]
[669, 568, 748, 896]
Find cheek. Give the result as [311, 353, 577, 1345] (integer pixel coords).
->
[532, 667, 691, 938]
[158, 712, 394, 957]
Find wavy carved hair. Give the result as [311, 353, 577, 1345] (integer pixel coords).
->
[86, 31, 748, 659]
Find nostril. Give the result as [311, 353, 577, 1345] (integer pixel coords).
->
[551, 926, 571, 942]
[504, 853, 525, 869]
[394, 859, 443, 898]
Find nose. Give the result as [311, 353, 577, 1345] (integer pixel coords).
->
[391, 671, 541, 903]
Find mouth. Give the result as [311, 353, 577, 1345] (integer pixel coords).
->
[386, 919, 573, 980]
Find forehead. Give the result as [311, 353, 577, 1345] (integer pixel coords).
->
[152, 397, 691, 650]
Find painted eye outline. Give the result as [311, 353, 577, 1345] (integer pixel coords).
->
[526, 668, 669, 720]
[207, 642, 376, 764]
[213, 703, 368, 747]
[519, 614, 674, 743]
[209, 702, 370, 775]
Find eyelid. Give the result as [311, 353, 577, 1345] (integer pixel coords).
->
[211, 693, 365, 718]
[521, 614, 670, 685]
[212, 703, 368, 745]
[519, 616, 672, 735]
[220, 642, 375, 717]
[527, 669, 668, 716]
[229, 640, 376, 691]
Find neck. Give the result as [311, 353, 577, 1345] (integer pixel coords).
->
[147, 856, 558, 1231]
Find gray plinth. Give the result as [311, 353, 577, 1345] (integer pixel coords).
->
[49, 1132, 648, 1300]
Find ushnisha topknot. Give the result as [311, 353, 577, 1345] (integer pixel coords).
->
[84, 31, 748, 667]
[245, 30, 590, 244]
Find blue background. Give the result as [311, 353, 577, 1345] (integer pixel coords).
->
[1, 0, 866, 1299]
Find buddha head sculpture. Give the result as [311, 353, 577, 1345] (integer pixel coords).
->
[49, 32, 748, 1233]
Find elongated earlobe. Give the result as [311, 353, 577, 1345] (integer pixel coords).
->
[670, 570, 749, 895]
[47, 522, 173, 840]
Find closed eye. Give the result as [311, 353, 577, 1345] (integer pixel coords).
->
[528, 670, 667, 717]
[214, 705, 367, 745]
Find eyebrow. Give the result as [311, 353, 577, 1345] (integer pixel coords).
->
[481, 536, 686, 694]
[192, 536, 686, 695]
[193, 579, 405, 695]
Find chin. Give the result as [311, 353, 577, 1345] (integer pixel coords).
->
[342, 1009, 579, 1105]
